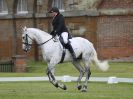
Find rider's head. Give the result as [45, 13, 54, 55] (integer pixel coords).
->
[48, 7, 60, 17]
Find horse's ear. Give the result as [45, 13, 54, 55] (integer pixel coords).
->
[22, 26, 27, 32]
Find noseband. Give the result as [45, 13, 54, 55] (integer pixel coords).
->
[23, 34, 32, 46]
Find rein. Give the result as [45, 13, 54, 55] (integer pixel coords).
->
[38, 37, 54, 46]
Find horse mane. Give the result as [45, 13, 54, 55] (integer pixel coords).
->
[27, 28, 51, 37]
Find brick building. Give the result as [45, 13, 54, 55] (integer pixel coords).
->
[0, 0, 133, 61]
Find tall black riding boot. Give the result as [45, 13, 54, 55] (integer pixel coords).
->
[67, 42, 77, 61]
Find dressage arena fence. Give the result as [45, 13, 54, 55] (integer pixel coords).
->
[0, 61, 13, 72]
[0, 76, 133, 83]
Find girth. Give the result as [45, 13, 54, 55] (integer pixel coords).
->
[59, 48, 66, 63]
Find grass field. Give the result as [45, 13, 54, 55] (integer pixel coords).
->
[0, 62, 133, 99]
[0, 62, 133, 78]
[0, 81, 133, 99]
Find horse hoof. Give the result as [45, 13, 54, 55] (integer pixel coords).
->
[81, 85, 87, 92]
[81, 89, 87, 92]
[77, 85, 82, 90]
[63, 85, 67, 90]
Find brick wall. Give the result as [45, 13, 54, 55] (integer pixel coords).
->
[0, 20, 13, 60]
[65, 17, 97, 46]
[0, 0, 133, 60]
[99, 0, 133, 9]
[97, 16, 133, 59]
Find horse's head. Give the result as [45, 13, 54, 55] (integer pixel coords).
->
[22, 27, 33, 52]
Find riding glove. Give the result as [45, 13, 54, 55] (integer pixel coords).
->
[50, 30, 57, 37]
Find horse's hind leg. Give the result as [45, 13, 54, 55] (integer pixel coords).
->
[73, 61, 85, 90]
[81, 60, 91, 92]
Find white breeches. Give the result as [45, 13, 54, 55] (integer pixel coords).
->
[61, 32, 69, 44]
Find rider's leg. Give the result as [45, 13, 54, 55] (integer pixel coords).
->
[61, 32, 77, 61]
[61, 32, 69, 44]
[66, 41, 77, 60]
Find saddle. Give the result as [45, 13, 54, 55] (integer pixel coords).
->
[54, 36, 82, 63]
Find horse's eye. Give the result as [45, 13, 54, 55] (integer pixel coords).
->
[22, 37, 25, 40]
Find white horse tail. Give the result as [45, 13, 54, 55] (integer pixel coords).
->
[92, 48, 109, 71]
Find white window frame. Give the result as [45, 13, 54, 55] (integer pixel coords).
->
[52, 0, 65, 12]
[0, 0, 8, 15]
[17, 0, 28, 14]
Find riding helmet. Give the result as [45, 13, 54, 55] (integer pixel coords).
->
[48, 7, 59, 13]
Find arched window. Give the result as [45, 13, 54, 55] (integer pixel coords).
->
[17, 0, 28, 14]
[0, 0, 8, 15]
[52, 0, 64, 12]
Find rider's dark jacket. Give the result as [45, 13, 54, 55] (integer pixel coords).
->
[50, 13, 69, 36]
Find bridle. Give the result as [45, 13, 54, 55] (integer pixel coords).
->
[22, 33, 54, 52]
[22, 34, 32, 46]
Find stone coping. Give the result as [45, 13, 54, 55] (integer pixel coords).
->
[1, 9, 133, 19]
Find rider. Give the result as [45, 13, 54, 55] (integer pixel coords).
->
[48, 7, 77, 61]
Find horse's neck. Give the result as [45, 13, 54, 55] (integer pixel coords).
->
[30, 29, 51, 44]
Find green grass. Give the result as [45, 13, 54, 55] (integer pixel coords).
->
[0, 81, 133, 99]
[0, 62, 133, 78]
[0, 62, 133, 99]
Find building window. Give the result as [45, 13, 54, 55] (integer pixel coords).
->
[52, 0, 64, 12]
[0, 0, 8, 15]
[17, 0, 28, 14]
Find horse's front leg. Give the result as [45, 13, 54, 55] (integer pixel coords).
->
[47, 66, 58, 88]
[47, 61, 67, 90]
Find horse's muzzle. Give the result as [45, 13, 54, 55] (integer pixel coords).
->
[23, 49, 28, 52]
